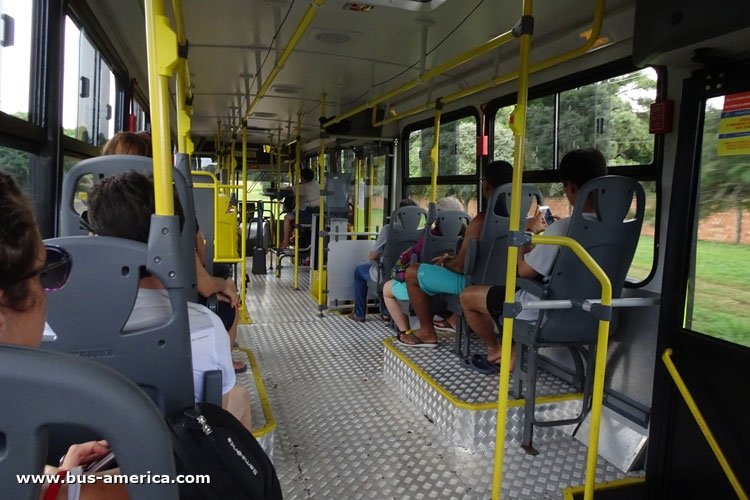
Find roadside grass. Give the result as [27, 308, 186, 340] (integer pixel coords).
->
[629, 235, 750, 347]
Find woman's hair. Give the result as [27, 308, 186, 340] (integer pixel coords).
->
[436, 196, 464, 212]
[87, 171, 184, 243]
[0, 172, 41, 311]
[101, 131, 152, 157]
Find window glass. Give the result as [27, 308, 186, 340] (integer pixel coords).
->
[63, 16, 117, 146]
[404, 183, 478, 218]
[493, 68, 657, 169]
[0, 145, 32, 191]
[0, 0, 32, 119]
[506, 179, 656, 282]
[559, 68, 656, 165]
[685, 94, 750, 347]
[407, 115, 477, 178]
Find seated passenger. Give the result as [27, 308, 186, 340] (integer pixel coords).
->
[0, 172, 125, 499]
[396, 161, 514, 348]
[280, 167, 320, 249]
[101, 131, 244, 373]
[459, 148, 608, 374]
[87, 171, 252, 429]
[382, 196, 464, 338]
[345, 198, 418, 323]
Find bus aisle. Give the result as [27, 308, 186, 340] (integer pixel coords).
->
[236, 265, 638, 499]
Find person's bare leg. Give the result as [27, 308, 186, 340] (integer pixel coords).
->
[281, 214, 293, 248]
[224, 385, 252, 431]
[461, 285, 516, 367]
[402, 264, 437, 344]
[383, 280, 410, 332]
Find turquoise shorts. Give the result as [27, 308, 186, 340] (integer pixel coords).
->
[417, 263, 466, 296]
[391, 280, 409, 301]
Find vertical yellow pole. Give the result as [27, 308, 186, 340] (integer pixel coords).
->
[239, 124, 252, 323]
[429, 102, 442, 203]
[144, 0, 178, 215]
[294, 113, 302, 290]
[317, 94, 327, 311]
[493, 1, 533, 499]
[368, 154, 375, 231]
[353, 155, 360, 232]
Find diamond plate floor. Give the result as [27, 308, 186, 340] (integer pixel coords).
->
[237, 265, 640, 499]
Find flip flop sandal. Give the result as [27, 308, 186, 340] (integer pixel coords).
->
[465, 354, 500, 375]
[396, 331, 438, 348]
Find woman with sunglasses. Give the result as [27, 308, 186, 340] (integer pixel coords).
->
[0, 173, 126, 499]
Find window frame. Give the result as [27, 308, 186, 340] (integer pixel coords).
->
[486, 58, 665, 287]
[400, 106, 481, 198]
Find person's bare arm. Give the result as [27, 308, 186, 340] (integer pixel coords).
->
[195, 230, 207, 266]
[517, 243, 539, 279]
[195, 255, 238, 306]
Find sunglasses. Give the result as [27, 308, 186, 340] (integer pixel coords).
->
[38, 246, 73, 292]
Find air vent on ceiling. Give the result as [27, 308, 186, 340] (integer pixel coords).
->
[271, 85, 301, 95]
[309, 28, 360, 45]
[252, 111, 277, 118]
[359, 0, 448, 11]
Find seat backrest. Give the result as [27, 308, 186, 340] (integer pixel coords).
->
[466, 183, 543, 286]
[325, 174, 351, 216]
[0, 344, 178, 500]
[42, 217, 195, 417]
[537, 175, 645, 343]
[420, 204, 470, 262]
[60, 155, 198, 301]
[379, 205, 428, 284]
[192, 172, 216, 274]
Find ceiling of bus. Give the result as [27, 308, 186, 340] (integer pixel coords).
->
[89, 0, 635, 153]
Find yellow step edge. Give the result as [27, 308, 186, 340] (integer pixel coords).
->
[237, 346, 277, 438]
[384, 337, 582, 411]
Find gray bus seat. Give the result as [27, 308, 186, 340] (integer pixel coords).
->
[510, 175, 645, 453]
[42, 218, 201, 418]
[60, 154, 199, 302]
[191, 172, 216, 274]
[395, 204, 469, 318]
[420, 204, 470, 263]
[377, 205, 428, 287]
[0, 344, 177, 500]
[448, 183, 543, 356]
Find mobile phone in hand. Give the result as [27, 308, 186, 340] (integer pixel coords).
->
[539, 206, 555, 226]
[83, 451, 116, 473]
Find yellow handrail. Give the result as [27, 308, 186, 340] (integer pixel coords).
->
[144, 0, 178, 215]
[533, 235, 612, 500]
[171, 0, 193, 154]
[241, 0, 326, 124]
[316, 94, 327, 310]
[323, 29, 515, 128]
[662, 349, 749, 500]
[493, 0, 533, 497]
[239, 125, 252, 324]
[373, 0, 606, 128]
[429, 104, 442, 203]
[294, 113, 302, 290]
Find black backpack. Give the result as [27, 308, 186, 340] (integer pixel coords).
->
[168, 402, 283, 499]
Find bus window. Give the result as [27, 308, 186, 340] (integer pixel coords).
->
[62, 16, 117, 147]
[405, 182, 479, 218]
[0, 146, 32, 192]
[0, 0, 32, 120]
[685, 94, 750, 348]
[407, 114, 477, 178]
[493, 68, 658, 168]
